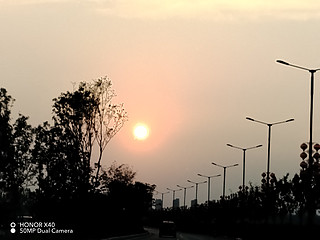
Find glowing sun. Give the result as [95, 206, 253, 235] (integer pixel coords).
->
[133, 124, 149, 140]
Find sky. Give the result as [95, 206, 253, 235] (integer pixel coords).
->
[2, 0, 320, 207]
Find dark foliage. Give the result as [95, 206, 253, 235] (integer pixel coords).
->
[148, 173, 320, 239]
[0, 82, 154, 239]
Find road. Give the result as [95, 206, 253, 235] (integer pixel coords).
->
[132, 228, 235, 240]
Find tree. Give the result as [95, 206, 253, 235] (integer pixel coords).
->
[0, 88, 14, 192]
[98, 162, 156, 235]
[0, 89, 36, 221]
[33, 122, 91, 201]
[11, 114, 35, 190]
[52, 83, 97, 197]
[33, 77, 127, 201]
[99, 162, 156, 211]
[0, 84, 150, 238]
[88, 77, 128, 183]
[0, 89, 35, 193]
[32, 122, 52, 198]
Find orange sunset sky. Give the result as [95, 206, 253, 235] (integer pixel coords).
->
[2, 0, 320, 207]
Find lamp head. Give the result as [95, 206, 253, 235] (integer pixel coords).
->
[246, 117, 255, 121]
[276, 60, 289, 65]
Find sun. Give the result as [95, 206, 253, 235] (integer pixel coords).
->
[133, 124, 149, 140]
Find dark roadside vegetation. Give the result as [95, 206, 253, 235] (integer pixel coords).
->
[146, 145, 320, 239]
[0, 78, 153, 239]
[2, 77, 320, 239]
[147, 180, 320, 240]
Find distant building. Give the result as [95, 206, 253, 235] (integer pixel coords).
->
[191, 199, 197, 207]
[155, 199, 162, 210]
[173, 198, 180, 209]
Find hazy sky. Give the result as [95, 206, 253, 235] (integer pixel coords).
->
[2, 0, 320, 207]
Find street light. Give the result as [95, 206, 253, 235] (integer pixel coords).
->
[197, 173, 221, 204]
[177, 184, 194, 208]
[212, 162, 238, 198]
[167, 187, 182, 209]
[277, 59, 320, 168]
[155, 190, 169, 209]
[187, 180, 207, 205]
[246, 117, 294, 189]
[227, 143, 262, 190]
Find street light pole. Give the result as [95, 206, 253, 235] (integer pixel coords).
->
[187, 180, 207, 205]
[246, 117, 294, 189]
[212, 162, 239, 198]
[167, 187, 182, 209]
[161, 192, 169, 209]
[277, 59, 320, 168]
[155, 191, 169, 209]
[198, 173, 221, 204]
[227, 143, 262, 190]
[177, 184, 194, 208]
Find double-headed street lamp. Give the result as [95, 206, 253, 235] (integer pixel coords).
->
[167, 187, 182, 209]
[212, 162, 238, 198]
[277, 59, 320, 168]
[246, 117, 294, 189]
[155, 190, 169, 209]
[177, 184, 194, 208]
[197, 173, 221, 204]
[187, 179, 207, 205]
[227, 143, 262, 190]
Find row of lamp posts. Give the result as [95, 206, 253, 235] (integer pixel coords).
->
[227, 59, 318, 193]
[157, 115, 294, 208]
[157, 167, 240, 209]
[156, 59, 318, 209]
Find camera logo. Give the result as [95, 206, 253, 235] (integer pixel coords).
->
[10, 222, 16, 233]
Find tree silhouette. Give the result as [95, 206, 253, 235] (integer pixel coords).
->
[100, 162, 136, 188]
[0, 91, 34, 191]
[51, 83, 97, 197]
[11, 114, 35, 190]
[0, 88, 14, 193]
[98, 162, 156, 235]
[0, 89, 36, 221]
[88, 77, 128, 184]
[32, 77, 128, 202]
[0, 84, 159, 238]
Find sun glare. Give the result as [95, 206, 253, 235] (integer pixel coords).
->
[133, 124, 149, 140]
